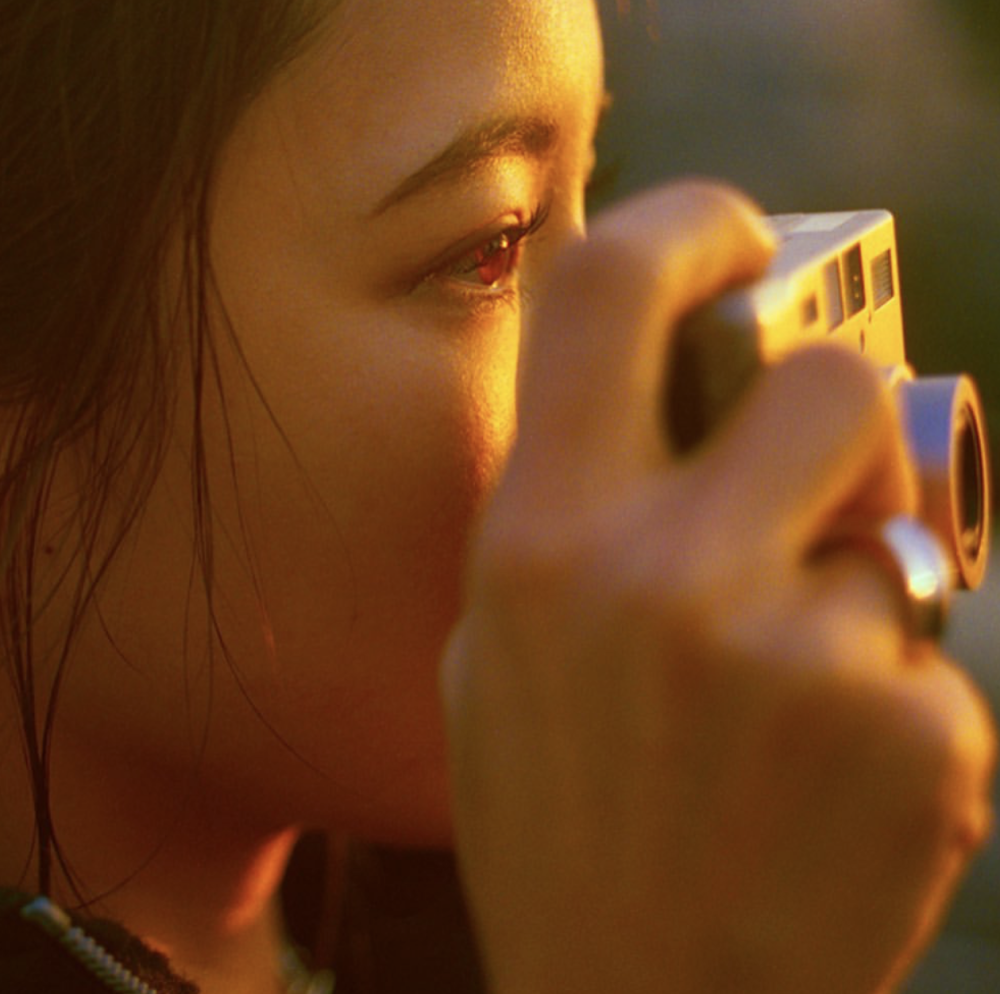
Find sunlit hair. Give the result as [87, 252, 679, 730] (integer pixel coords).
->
[0, 0, 323, 897]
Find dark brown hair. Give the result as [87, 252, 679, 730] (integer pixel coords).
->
[0, 0, 323, 897]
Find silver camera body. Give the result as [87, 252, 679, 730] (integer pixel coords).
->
[669, 209, 990, 589]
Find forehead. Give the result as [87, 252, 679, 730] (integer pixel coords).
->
[244, 0, 604, 211]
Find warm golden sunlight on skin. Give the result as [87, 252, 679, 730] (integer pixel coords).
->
[0, 3, 605, 990]
[2, 3, 995, 994]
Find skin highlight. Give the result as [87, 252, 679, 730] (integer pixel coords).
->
[1, 4, 994, 994]
[1, 1, 605, 991]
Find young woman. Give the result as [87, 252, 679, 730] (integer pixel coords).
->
[0, 1, 994, 992]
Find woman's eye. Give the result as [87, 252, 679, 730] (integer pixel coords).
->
[448, 230, 523, 288]
[431, 201, 551, 295]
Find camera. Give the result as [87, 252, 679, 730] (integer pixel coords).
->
[668, 209, 991, 589]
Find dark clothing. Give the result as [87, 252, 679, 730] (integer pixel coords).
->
[0, 845, 484, 994]
[0, 888, 198, 993]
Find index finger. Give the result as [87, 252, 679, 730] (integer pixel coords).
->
[509, 180, 776, 506]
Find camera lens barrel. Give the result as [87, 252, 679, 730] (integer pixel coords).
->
[896, 375, 991, 589]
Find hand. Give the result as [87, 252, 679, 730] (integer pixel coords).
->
[441, 180, 997, 994]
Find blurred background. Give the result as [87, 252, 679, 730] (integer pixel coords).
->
[593, 1, 1000, 990]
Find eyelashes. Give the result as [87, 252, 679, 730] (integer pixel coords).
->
[443, 201, 552, 289]
[448, 227, 524, 288]
[422, 200, 552, 305]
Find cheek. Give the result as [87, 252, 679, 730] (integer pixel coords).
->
[222, 307, 521, 673]
[338, 326, 520, 608]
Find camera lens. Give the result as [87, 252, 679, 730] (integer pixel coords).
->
[897, 373, 991, 590]
[958, 405, 986, 558]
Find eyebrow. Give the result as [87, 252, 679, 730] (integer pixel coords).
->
[371, 115, 560, 216]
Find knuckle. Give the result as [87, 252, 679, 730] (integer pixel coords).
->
[922, 665, 994, 775]
[890, 666, 997, 852]
[660, 176, 770, 238]
[554, 178, 772, 311]
[592, 176, 766, 243]
[552, 216, 660, 310]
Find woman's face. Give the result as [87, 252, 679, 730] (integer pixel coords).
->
[54, 0, 606, 843]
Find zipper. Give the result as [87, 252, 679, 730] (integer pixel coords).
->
[20, 895, 160, 994]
